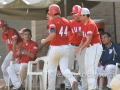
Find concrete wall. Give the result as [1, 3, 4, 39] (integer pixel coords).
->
[115, 2, 120, 43]
[90, 2, 120, 44]
[0, 18, 31, 78]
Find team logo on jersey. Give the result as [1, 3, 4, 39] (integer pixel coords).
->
[21, 51, 24, 55]
[72, 26, 81, 33]
[109, 49, 113, 54]
[6, 39, 12, 44]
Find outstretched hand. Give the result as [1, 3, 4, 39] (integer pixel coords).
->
[75, 47, 82, 55]
[41, 39, 46, 45]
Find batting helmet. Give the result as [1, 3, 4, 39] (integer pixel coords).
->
[0, 20, 7, 27]
[48, 4, 61, 16]
[71, 5, 81, 14]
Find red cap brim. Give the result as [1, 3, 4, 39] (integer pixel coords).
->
[75, 13, 81, 16]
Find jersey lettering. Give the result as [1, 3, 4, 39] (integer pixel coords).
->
[6, 39, 12, 44]
[82, 31, 86, 37]
[59, 26, 68, 36]
[71, 26, 81, 34]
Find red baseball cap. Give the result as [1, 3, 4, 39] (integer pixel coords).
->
[0, 20, 7, 27]
[19, 28, 26, 34]
[71, 5, 81, 14]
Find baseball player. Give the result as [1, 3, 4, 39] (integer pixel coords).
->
[7, 29, 38, 90]
[38, 8, 52, 51]
[41, 4, 78, 90]
[67, 5, 87, 90]
[75, 8, 103, 90]
[18, 28, 28, 86]
[0, 20, 22, 90]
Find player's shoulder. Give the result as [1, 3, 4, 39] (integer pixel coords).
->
[8, 27, 16, 32]
[89, 19, 96, 25]
[61, 17, 69, 23]
[48, 19, 55, 25]
[69, 19, 75, 23]
[9, 27, 18, 34]
[31, 40, 38, 46]
[87, 19, 96, 27]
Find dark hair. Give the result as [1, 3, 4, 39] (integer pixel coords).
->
[83, 14, 90, 17]
[98, 28, 104, 33]
[102, 32, 111, 37]
[54, 13, 60, 15]
[23, 29, 32, 35]
[87, 14, 90, 17]
[46, 8, 49, 14]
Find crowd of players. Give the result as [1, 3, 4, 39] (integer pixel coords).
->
[0, 4, 120, 90]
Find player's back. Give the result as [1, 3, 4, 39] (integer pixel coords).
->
[48, 17, 69, 46]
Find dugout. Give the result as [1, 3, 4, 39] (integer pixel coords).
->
[93, 19, 105, 35]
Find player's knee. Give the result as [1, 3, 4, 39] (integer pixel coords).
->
[60, 67, 69, 75]
[6, 66, 12, 73]
[105, 65, 115, 73]
[1, 64, 7, 72]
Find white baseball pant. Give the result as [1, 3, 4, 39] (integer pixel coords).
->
[7, 63, 28, 88]
[85, 43, 103, 90]
[68, 44, 88, 90]
[97, 64, 116, 88]
[1, 51, 13, 86]
[47, 45, 76, 90]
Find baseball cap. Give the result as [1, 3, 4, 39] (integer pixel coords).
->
[0, 20, 7, 27]
[71, 5, 81, 14]
[19, 28, 26, 34]
[75, 8, 90, 16]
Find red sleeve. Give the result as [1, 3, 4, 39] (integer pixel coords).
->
[68, 20, 71, 32]
[14, 49, 19, 58]
[2, 33, 6, 43]
[31, 42, 38, 60]
[86, 24, 95, 36]
[11, 30, 18, 41]
[48, 20, 56, 30]
[14, 43, 21, 58]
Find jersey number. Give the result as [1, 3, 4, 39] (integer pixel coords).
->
[59, 26, 68, 36]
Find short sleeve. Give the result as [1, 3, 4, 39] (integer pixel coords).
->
[2, 33, 6, 43]
[14, 42, 21, 58]
[48, 20, 56, 30]
[11, 30, 18, 41]
[86, 24, 95, 35]
[31, 43, 38, 56]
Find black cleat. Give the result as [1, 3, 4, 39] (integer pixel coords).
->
[60, 83, 65, 90]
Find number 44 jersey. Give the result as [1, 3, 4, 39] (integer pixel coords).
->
[48, 17, 69, 46]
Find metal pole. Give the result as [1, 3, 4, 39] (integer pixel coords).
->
[113, 2, 117, 43]
[64, 0, 67, 18]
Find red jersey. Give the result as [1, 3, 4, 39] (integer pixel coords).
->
[69, 19, 82, 45]
[15, 40, 38, 63]
[2, 28, 22, 51]
[81, 19, 101, 45]
[48, 17, 69, 46]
